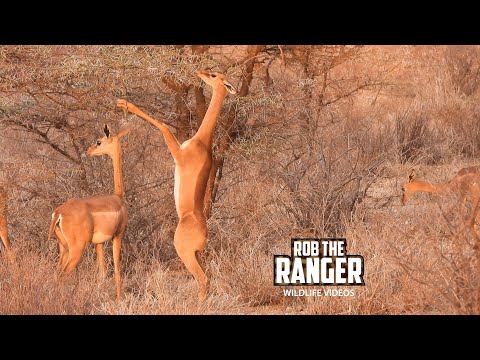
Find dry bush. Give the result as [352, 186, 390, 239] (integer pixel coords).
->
[436, 98, 480, 159]
[2, 46, 480, 314]
[394, 109, 432, 164]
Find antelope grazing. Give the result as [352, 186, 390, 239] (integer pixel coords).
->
[47, 124, 132, 299]
[117, 70, 237, 301]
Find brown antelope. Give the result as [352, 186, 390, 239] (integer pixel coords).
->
[0, 186, 11, 255]
[117, 70, 237, 301]
[47, 123, 132, 300]
[401, 167, 480, 242]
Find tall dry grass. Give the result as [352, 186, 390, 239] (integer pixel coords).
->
[2, 159, 479, 315]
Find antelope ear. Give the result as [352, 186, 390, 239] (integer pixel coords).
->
[104, 124, 111, 138]
[117, 123, 133, 139]
[409, 169, 416, 182]
[223, 80, 237, 95]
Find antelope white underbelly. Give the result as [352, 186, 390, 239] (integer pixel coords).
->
[92, 231, 113, 244]
[173, 139, 190, 217]
[90, 210, 121, 239]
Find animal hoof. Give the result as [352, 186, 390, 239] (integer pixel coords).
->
[198, 289, 208, 303]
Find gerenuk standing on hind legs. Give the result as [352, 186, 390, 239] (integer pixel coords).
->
[117, 70, 237, 301]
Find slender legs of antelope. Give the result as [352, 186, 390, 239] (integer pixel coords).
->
[57, 243, 68, 273]
[0, 227, 10, 253]
[175, 247, 209, 301]
[96, 244, 107, 279]
[195, 252, 209, 299]
[54, 222, 123, 299]
[116, 100, 181, 160]
[112, 235, 122, 301]
[61, 243, 87, 276]
[148, 121, 182, 160]
[54, 228, 69, 274]
[174, 218, 209, 301]
[0, 226, 15, 263]
[55, 223, 88, 281]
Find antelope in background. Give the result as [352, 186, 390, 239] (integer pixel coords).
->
[402, 167, 480, 243]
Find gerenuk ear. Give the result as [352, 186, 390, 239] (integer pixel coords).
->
[222, 79, 237, 95]
[117, 123, 133, 139]
[409, 169, 416, 182]
[104, 124, 111, 138]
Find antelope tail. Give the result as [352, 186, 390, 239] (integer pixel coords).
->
[47, 211, 60, 241]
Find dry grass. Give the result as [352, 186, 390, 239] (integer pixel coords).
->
[2, 45, 480, 314]
[2, 164, 479, 315]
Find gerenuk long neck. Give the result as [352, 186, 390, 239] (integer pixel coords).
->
[112, 144, 124, 199]
[411, 180, 451, 194]
[194, 85, 227, 149]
